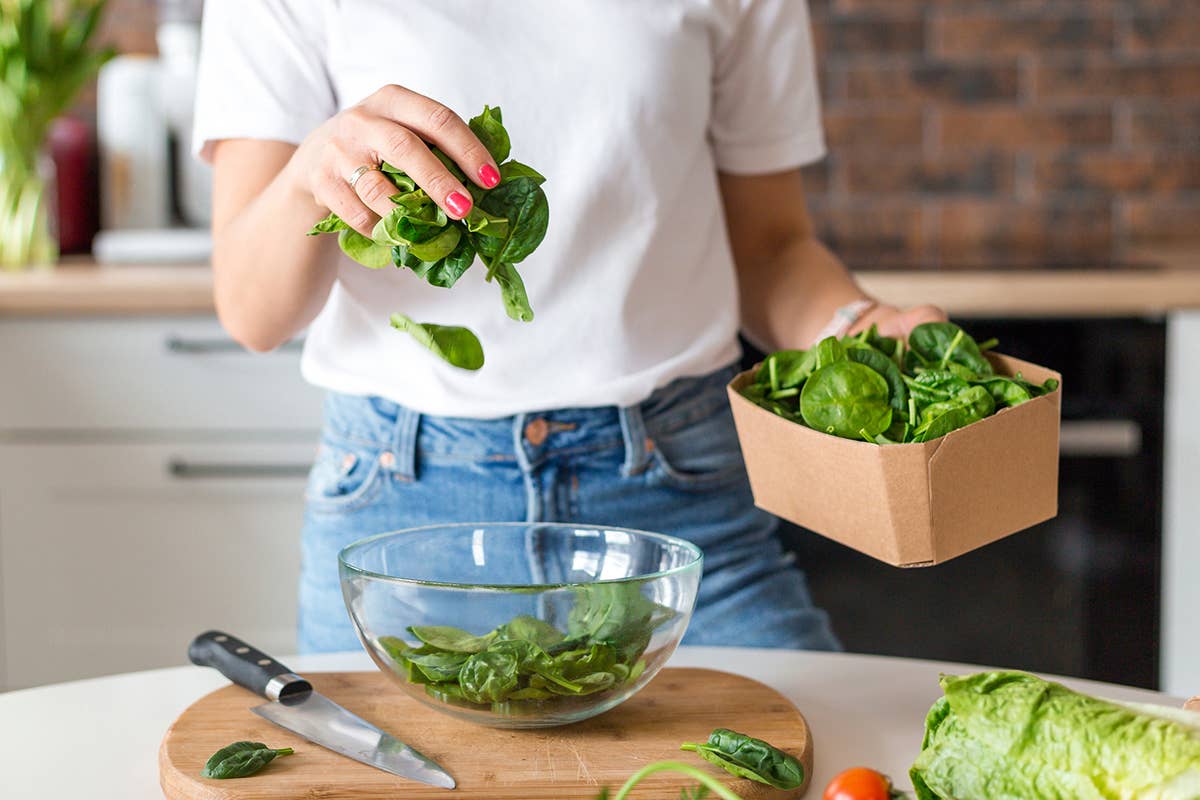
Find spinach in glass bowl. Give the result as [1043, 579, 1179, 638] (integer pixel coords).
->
[339, 523, 702, 728]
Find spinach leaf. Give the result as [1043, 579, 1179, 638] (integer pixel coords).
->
[337, 229, 392, 269]
[407, 624, 497, 653]
[389, 314, 485, 371]
[800, 362, 892, 439]
[490, 259, 535, 322]
[406, 650, 470, 683]
[468, 105, 511, 163]
[680, 728, 805, 790]
[813, 336, 848, 369]
[476, 176, 549, 268]
[497, 615, 566, 649]
[974, 375, 1034, 408]
[846, 345, 909, 414]
[459, 650, 519, 704]
[201, 741, 294, 779]
[307, 212, 349, 235]
[500, 160, 546, 185]
[909, 322, 993, 376]
[913, 385, 995, 443]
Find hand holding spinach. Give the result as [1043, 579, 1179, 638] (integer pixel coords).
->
[308, 105, 548, 369]
[741, 322, 1058, 444]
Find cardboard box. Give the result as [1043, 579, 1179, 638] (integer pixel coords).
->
[727, 353, 1062, 567]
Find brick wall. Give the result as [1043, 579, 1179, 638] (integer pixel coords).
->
[805, 0, 1200, 268]
[96, 0, 1198, 267]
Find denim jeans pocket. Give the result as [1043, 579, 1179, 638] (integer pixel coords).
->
[646, 401, 749, 492]
[304, 436, 389, 514]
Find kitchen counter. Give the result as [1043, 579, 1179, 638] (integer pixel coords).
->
[0, 647, 1183, 800]
[1, 247, 1198, 316]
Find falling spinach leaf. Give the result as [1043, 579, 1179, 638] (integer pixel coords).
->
[389, 314, 484, 371]
[201, 741, 294, 779]
[680, 729, 805, 790]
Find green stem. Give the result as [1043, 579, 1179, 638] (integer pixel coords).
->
[612, 761, 744, 800]
[939, 329, 964, 369]
[274, 748, 294, 757]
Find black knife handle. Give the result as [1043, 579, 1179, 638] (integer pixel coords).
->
[188, 630, 312, 701]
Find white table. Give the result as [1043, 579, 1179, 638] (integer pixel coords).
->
[0, 647, 1182, 799]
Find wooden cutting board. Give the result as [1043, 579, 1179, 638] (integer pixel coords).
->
[160, 667, 813, 799]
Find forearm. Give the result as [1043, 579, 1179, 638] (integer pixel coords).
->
[738, 233, 869, 351]
[211, 149, 340, 352]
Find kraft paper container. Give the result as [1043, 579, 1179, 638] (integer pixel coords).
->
[727, 353, 1062, 567]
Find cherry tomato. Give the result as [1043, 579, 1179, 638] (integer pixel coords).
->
[823, 767, 893, 800]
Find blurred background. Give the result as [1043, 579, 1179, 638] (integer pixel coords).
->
[0, 0, 1196, 695]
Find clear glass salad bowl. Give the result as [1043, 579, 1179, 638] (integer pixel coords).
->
[339, 523, 703, 728]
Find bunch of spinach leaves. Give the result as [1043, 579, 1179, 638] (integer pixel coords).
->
[307, 105, 548, 370]
[740, 322, 1058, 444]
[376, 584, 673, 712]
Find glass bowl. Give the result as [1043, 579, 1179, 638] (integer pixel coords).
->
[339, 523, 703, 728]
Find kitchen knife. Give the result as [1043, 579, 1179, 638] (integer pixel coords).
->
[188, 630, 455, 789]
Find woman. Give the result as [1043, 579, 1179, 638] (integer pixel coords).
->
[193, 0, 943, 654]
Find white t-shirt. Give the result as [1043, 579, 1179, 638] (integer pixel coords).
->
[194, 0, 825, 418]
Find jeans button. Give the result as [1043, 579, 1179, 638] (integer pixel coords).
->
[524, 418, 549, 446]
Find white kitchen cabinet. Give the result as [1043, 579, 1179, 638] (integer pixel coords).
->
[0, 317, 323, 431]
[0, 316, 324, 691]
[0, 442, 313, 689]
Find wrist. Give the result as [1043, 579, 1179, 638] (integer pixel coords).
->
[809, 297, 876, 345]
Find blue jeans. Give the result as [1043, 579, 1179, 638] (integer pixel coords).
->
[298, 364, 840, 654]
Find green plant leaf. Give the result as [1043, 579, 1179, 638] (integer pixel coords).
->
[307, 212, 348, 235]
[201, 741, 294, 780]
[407, 625, 497, 653]
[846, 345, 909, 414]
[338, 229, 392, 268]
[680, 729, 805, 790]
[499, 160, 546, 185]
[909, 322, 993, 376]
[459, 650, 519, 704]
[800, 362, 892, 440]
[477, 175, 550, 268]
[489, 259, 535, 322]
[468, 105, 511, 163]
[389, 315, 485, 370]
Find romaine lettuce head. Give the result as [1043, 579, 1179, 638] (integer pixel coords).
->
[911, 671, 1200, 800]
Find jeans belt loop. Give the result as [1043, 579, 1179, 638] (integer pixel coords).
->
[390, 404, 421, 482]
[618, 403, 652, 477]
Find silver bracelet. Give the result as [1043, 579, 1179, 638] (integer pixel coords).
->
[810, 299, 877, 345]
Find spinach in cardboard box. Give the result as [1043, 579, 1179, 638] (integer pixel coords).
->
[740, 322, 1059, 445]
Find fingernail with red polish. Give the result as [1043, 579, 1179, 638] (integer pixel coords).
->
[479, 163, 501, 189]
[445, 191, 472, 217]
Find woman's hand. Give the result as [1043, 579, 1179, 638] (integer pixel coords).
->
[854, 302, 947, 340]
[283, 84, 503, 236]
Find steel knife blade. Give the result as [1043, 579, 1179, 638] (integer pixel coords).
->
[188, 630, 455, 789]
